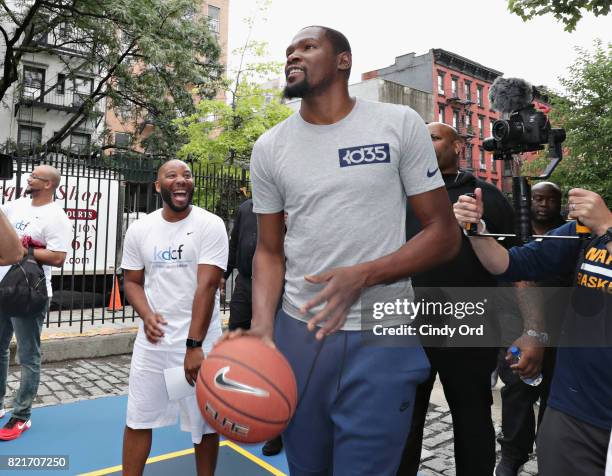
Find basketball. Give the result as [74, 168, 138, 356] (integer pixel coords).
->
[196, 336, 297, 444]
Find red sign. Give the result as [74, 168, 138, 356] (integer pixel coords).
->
[65, 208, 97, 220]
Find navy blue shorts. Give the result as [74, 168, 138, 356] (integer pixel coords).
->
[274, 310, 430, 476]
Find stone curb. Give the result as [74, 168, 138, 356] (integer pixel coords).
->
[9, 327, 138, 365]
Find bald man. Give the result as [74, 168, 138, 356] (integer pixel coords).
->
[401, 123, 521, 475]
[121, 160, 228, 475]
[531, 182, 564, 236]
[0, 165, 71, 440]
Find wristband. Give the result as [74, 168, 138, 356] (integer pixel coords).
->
[186, 338, 203, 348]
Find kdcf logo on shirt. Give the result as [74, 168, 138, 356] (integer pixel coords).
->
[338, 143, 390, 168]
[153, 244, 184, 262]
[15, 220, 30, 231]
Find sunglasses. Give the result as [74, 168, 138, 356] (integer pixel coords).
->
[29, 174, 50, 182]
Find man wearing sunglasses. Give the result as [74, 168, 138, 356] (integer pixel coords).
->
[0, 165, 71, 441]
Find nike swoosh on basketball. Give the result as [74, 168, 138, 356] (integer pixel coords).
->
[426, 168, 438, 177]
[214, 366, 270, 397]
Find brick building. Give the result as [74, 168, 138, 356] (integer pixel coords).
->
[362, 49, 509, 191]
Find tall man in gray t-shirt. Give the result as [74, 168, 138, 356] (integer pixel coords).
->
[222, 26, 461, 475]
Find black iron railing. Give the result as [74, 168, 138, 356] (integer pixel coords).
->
[0, 147, 248, 331]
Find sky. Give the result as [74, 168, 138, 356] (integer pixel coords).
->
[226, 0, 611, 93]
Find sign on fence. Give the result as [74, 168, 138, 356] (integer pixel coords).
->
[0, 172, 119, 274]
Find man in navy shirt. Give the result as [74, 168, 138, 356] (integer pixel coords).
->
[454, 187, 611, 476]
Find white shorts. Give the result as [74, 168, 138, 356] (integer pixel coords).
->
[126, 344, 214, 444]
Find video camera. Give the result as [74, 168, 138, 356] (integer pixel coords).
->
[483, 105, 566, 160]
[481, 78, 568, 242]
[482, 77, 565, 164]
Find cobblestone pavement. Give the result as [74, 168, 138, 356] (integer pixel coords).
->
[5, 355, 131, 409]
[4, 355, 538, 475]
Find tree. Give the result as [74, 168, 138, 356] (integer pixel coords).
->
[0, 0, 222, 152]
[507, 0, 611, 31]
[523, 41, 611, 204]
[176, 80, 292, 166]
[175, 0, 292, 166]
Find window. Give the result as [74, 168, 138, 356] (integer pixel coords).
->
[465, 143, 473, 162]
[479, 148, 486, 170]
[114, 132, 131, 148]
[18, 125, 43, 147]
[58, 22, 72, 39]
[72, 76, 93, 106]
[70, 133, 90, 153]
[452, 110, 459, 129]
[23, 66, 45, 100]
[478, 116, 484, 138]
[437, 72, 445, 95]
[33, 18, 49, 45]
[57, 74, 65, 95]
[477, 84, 484, 107]
[464, 81, 472, 101]
[465, 112, 472, 129]
[438, 104, 445, 123]
[451, 77, 458, 97]
[208, 5, 221, 34]
[491, 156, 497, 173]
[490, 118, 495, 137]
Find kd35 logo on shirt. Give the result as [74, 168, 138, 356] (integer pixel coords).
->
[153, 244, 185, 262]
[338, 143, 390, 167]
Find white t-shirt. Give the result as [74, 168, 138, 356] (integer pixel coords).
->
[121, 207, 229, 351]
[0, 198, 72, 297]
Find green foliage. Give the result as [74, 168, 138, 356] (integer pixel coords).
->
[507, 0, 611, 31]
[175, 0, 292, 166]
[0, 0, 222, 152]
[523, 41, 612, 205]
[176, 82, 292, 166]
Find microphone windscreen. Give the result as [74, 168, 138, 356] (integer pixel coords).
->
[489, 77, 533, 114]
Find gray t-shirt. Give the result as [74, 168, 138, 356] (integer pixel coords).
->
[250, 99, 444, 330]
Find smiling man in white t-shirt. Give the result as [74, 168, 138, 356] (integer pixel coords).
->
[121, 160, 228, 476]
[0, 165, 71, 441]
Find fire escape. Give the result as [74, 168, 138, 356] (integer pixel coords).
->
[446, 89, 475, 171]
[13, 27, 104, 148]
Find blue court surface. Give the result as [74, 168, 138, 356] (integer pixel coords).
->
[0, 395, 289, 475]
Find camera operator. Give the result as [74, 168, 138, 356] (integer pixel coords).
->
[496, 181, 571, 475]
[454, 187, 612, 476]
[0, 209, 23, 265]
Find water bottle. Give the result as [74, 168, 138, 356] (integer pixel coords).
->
[509, 346, 542, 386]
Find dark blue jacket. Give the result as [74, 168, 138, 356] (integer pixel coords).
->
[499, 221, 612, 430]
